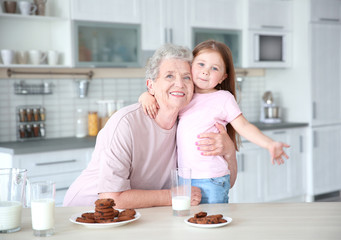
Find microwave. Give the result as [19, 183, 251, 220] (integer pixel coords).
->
[246, 30, 292, 68]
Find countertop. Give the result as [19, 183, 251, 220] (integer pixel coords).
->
[251, 121, 308, 131]
[0, 137, 96, 155]
[0, 122, 308, 155]
[4, 202, 341, 240]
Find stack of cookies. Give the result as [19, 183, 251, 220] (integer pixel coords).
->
[94, 198, 119, 222]
[75, 198, 136, 224]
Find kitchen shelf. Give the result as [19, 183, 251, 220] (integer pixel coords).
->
[0, 13, 69, 22]
[0, 64, 71, 69]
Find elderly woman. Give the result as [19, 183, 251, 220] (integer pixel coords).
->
[63, 44, 236, 208]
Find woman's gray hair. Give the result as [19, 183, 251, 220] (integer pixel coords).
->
[145, 44, 193, 81]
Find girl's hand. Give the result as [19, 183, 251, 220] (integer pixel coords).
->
[196, 123, 235, 157]
[268, 141, 290, 165]
[138, 92, 159, 119]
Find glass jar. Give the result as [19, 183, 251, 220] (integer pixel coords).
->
[76, 108, 87, 138]
[33, 108, 40, 122]
[19, 125, 26, 139]
[88, 111, 99, 136]
[40, 108, 45, 121]
[26, 108, 33, 122]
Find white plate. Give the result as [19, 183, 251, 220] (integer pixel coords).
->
[69, 210, 141, 229]
[184, 216, 232, 228]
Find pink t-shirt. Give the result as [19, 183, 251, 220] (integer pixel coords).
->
[177, 90, 241, 179]
[63, 103, 177, 206]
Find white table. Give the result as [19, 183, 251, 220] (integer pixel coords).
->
[2, 203, 340, 240]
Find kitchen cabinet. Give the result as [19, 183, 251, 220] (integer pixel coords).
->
[229, 127, 307, 203]
[188, 0, 242, 30]
[70, 0, 141, 24]
[12, 148, 93, 206]
[310, 0, 341, 23]
[248, 0, 293, 31]
[0, 0, 72, 67]
[306, 0, 341, 200]
[141, 0, 243, 51]
[263, 129, 306, 201]
[310, 125, 341, 196]
[140, 0, 188, 50]
[229, 142, 265, 203]
[310, 23, 341, 126]
[73, 21, 141, 67]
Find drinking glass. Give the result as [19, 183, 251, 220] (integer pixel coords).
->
[171, 168, 191, 216]
[30, 181, 56, 237]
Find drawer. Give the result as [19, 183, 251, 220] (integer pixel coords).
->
[15, 149, 90, 177]
[29, 171, 81, 206]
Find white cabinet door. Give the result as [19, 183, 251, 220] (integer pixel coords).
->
[311, 23, 341, 126]
[248, 0, 293, 31]
[229, 142, 265, 203]
[263, 128, 306, 201]
[287, 128, 306, 198]
[71, 0, 141, 23]
[230, 128, 307, 203]
[262, 130, 291, 201]
[189, 0, 242, 30]
[141, 0, 188, 50]
[312, 125, 341, 195]
[310, 0, 341, 23]
[12, 148, 93, 206]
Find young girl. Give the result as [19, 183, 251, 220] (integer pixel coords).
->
[140, 40, 289, 203]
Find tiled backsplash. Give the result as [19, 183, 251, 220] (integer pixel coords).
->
[0, 76, 265, 142]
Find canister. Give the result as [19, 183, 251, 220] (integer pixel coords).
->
[88, 111, 99, 136]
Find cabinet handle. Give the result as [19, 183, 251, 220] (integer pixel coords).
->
[56, 187, 69, 192]
[273, 130, 286, 135]
[36, 159, 77, 166]
[164, 28, 168, 43]
[313, 131, 318, 148]
[312, 101, 316, 119]
[261, 25, 284, 29]
[169, 28, 173, 43]
[319, 18, 340, 22]
[299, 135, 303, 153]
[238, 154, 245, 173]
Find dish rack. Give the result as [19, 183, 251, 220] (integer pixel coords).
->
[14, 81, 53, 95]
[16, 105, 46, 141]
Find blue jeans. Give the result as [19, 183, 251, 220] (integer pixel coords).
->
[191, 175, 230, 204]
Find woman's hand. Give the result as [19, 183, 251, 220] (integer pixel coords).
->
[138, 91, 159, 119]
[196, 123, 235, 157]
[190, 186, 202, 206]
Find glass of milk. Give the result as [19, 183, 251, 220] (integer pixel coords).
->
[30, 181, 55, 237]
[0, 168, 27, 233]
[171, 168, 191, 216]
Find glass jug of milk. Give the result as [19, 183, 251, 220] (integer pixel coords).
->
[0, 168, 28, 233]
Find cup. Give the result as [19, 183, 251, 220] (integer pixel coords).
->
[28, 50, 47, 65]
[0, 168, 28, 233]
[18, 1, 37, 15]
[4, 1, 17, 13]
[30, 181, 55, 237]
[47, 50, 59, 66]
[34, 0, 46, 16]
[1, 49, 15, 65]
[171, 168, 191, 216]
[16, 50, 28, 64]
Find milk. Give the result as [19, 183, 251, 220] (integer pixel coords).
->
[0, 201, 22, 231]
[31, 199, 55, 230]
[172, 196, 190, 211]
